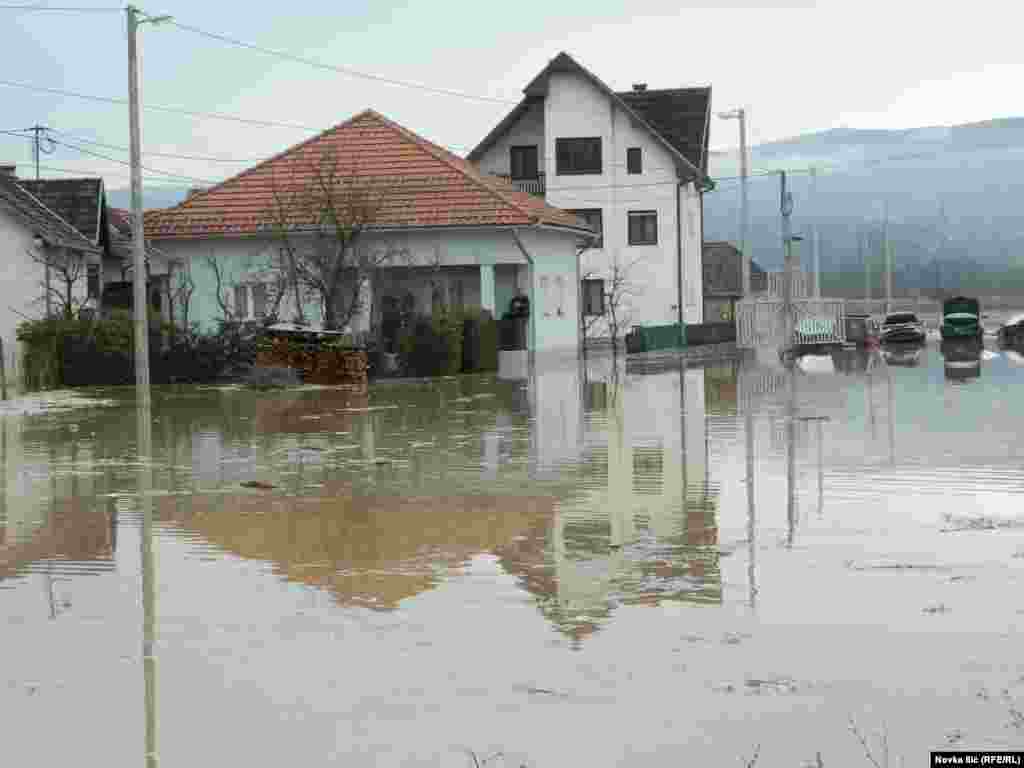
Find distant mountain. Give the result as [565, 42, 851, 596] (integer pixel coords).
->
[106, 186, 190, 211]
[705, 116, 1024, 295]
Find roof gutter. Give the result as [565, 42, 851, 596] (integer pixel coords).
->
[676, 183, 684, 333]
[510, 226, 538, 358]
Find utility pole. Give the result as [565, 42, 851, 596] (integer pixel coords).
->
[810, 165, 820, 298]
[883, 204, 892, 315]
[127, 9, 171, 768]
[738, 110, 750, 295]
[31, 125, 54, 317]
[127, 5, 171, 398]
[127, 5, 150, 399]
[860, 228, 870, 315]
[780, 170, 795, 353]
[717, 108, 751, 294]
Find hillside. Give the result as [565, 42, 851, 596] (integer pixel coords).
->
[704, 117, 1024, 295]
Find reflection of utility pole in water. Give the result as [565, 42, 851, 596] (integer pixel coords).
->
[816, 420, 824, 518]
[867, 353, 877, 440]
[886, 359, 895, 466]
[138, 396, 158, 767]
[744, 401, 757, 610]
[786, 366, 797, 549]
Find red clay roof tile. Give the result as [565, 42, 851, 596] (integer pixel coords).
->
[145, 110, 592, 240]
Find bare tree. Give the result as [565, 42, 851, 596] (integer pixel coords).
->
[27, 247, 88, 320]
[266, 151, 410, 331]
[168, 264, 195, 331]
[204, 253, 236, 323]
[581, 256, 642, 357]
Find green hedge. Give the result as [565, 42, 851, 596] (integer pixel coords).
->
[396, 306, 497, 378]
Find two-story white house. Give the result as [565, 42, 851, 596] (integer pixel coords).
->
[468, 52, 714, 340]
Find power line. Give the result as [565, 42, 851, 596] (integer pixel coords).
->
[0, 80, 474, 154]
[165, 19, 519, 106]
[51, 136, 220, 184]
[0, 4, 120, 11]
[0, 77, 325, 131]
[32, 162, 198, 187]
[46, 129, 263, 163]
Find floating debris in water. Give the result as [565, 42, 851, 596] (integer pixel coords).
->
[922, 603, 950, 614]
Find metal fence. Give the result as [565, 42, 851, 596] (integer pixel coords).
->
[736, 298, 847, 348]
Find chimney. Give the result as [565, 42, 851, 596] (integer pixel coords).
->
[632, 83, 647, 92]
[0, 164, 16, 178]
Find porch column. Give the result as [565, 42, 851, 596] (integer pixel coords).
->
[355, 276, 372, 335]
[479, 264, 496, 316]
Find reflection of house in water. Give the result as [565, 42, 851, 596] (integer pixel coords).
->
[160, 483, 555, 610]
[496, 354, 720, 644]
[0, 419, 117, 584]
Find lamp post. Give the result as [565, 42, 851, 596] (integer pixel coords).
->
[718, 108, 750, 295]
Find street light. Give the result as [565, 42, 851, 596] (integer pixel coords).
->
[718, 108, 750, 295]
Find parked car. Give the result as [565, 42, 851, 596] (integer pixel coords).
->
[843, 313, 881, 348]
[883, 344, 923, 367]
[880, 312, 925, 344]
[997, 313, 1024, 348]
[940, 296, 983, 342]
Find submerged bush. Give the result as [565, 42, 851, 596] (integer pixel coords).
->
[395, 306, 497, 378]
[17, 313, 263, 390]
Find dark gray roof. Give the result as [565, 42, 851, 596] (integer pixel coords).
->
[617, 87, 711, 176]
[0, 175, 101, 253]
[468, 52, 713, 189]
[18, 178, 105, 245]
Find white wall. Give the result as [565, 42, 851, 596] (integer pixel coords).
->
[0, 209, 91, 389]
[154, 227, 581, 354]
[544, 72, 689, 331]
[471, 71, 707, 334]
[474, 101, 546, 178]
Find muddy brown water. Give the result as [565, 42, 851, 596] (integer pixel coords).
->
[2, 344, 1024, 766]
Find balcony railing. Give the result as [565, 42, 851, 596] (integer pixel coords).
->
[493, 173, 545, 197]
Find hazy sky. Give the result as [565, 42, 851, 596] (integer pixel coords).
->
[1, 0, 1019, 193]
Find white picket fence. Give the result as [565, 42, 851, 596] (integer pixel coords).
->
[736, 298, 847, 349]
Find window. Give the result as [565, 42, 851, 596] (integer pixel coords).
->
[628, 211, 658, 245]
[233, 284, 249, 319]
[252, 283, 268, 318]
[86, 264, 100, 300]
[582, 278, 605, 316]
[509, 145, 539, 180]
[569, 209, 603, 248]
[555, 137, 602, 175]
[627, 147, 642, 175]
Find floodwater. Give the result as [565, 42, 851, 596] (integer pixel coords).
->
[3, 342, 1024, 767]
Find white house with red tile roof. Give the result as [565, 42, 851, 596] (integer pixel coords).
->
[467, 52, 714, 340]
[145, 109, 595, 359]
[0, 168, 102, 387]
